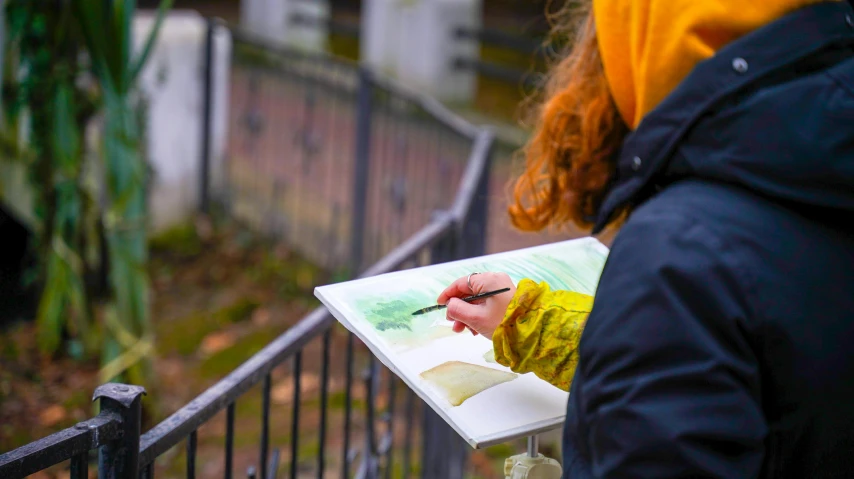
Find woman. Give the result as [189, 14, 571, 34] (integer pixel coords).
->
[438, 0, 854, 477]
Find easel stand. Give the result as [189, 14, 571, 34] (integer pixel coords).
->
[504, 435, 562, 479]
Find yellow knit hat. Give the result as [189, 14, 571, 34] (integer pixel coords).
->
[593, 0, 833, 128]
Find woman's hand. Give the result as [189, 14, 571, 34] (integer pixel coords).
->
[437, 272, 516, 339]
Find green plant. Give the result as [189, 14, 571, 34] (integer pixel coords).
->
[1, 0, 172, 384]
[73, 0, 173, 384]
[3, 2, 100, 356]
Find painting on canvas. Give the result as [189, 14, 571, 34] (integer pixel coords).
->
[314, 237, 609, 448]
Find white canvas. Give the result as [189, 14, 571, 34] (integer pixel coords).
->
[314, 237, 609, 448]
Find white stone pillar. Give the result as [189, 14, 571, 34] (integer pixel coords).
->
[133, 10, 233, 233]
[361, 0, 399, 74]
[240, 0, 287, 44]
[240, 0, 329, 52]
[361, 0, 481, 104]
[289, 1, 330, 51]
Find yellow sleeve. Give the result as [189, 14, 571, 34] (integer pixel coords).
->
[492, 279, 594, 392]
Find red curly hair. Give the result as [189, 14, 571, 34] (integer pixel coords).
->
[509, 3, 629, 232]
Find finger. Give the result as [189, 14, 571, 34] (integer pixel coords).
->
[445, 298, 485, 330]
[437, 276, 474, 305]
[451, 320, 478, 336]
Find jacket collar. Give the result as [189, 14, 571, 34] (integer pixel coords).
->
[592, 1, 854, 234]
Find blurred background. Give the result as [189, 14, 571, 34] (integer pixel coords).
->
[0, 1, 609, 478]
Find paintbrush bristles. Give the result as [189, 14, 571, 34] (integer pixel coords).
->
[411, 304, 447, 316]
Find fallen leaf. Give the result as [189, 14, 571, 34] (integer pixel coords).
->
[210, 265, 226, 282]
[194, 216, 213, 240]
[251, 308, 271, 327]
[470, 451, 500, 478]
[199, 331, 237, 356]
[271, 373, 321, 404]
[39, 404, 67, 427]
[270, 382, 292, 404]
[376, 392, 389, 411]
[274, 245, 292, 260]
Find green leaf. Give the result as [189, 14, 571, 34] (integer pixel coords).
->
[66, 340, 84, 360]
[51, 84, 80, 172]
[110, 0, 129, 91]
[72, 0, 117, 93]
[36, 253, 65, 354]
[4, 2, 34, 47]
[128, 0, 174, 85]
[121, 0, 137, 90]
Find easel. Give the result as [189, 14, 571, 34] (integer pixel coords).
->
[503, 434, 562, 479]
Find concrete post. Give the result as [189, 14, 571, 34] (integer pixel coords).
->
[240, 0, 288, 44]
[240, 0, 329, 52]
[361, 0, 399, 75]
[132, 11, 232, 233]
[362, 0, 481, 104]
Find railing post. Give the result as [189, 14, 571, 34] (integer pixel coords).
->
[94, 383, 146, 479]
[429, 214, 457, 263]
[457, 132, 493, 258]
[358, 359, 381, 479]
[349, 66, 374, 276]
[417, 131, 494, 478]
[419, 408, 468, 479]
[199, 17, 215, 214]
[418, 226, 468, 479]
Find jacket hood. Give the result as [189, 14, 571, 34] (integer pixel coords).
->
[593, 0, 827, 129]
[593, 1, 854, 234]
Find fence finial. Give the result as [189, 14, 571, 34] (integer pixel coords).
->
[92, 383, 147, 407]
[95, 383, 145, 479]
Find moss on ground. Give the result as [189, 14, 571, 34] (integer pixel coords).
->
[485, 442, 515, 459]
[198, 325, 278, 378]
[149, 222, 202, 259]
[247, 254, 322, 301]
[328, 390, 365, 411]
[156, 297, 261, 357]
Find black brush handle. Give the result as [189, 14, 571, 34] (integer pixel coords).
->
[462, 287, 512, 303]
[411, 287, 512, 315]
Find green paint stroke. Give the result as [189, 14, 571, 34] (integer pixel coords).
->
[447, 241, 607, 296]
[370, 300, 415, 332]
[354, 290, 457, 352]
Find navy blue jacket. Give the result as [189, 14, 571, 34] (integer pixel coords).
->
[563, 2, 854, 478]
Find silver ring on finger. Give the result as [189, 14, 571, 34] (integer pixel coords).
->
[467, 272, 480, 291]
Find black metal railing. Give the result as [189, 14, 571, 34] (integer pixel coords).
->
[0, 19, 495, 479]
[226, 29, 481, 275]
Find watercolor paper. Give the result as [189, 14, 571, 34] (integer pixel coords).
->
[315, 237, 609, 448]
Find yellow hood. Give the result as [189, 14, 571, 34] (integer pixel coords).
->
[593, 0, 832, 129]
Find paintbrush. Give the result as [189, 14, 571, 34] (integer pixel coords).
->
[411, 288, 512, 316]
